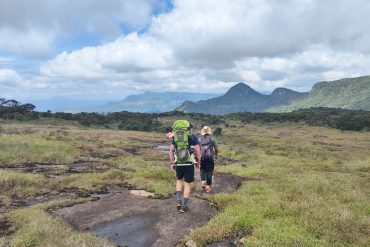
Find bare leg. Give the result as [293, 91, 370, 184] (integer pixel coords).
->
[176, 179, 183, 192]
[183, 182, 191, 198]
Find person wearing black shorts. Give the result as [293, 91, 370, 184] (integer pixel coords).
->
[169, 123, 201, 213]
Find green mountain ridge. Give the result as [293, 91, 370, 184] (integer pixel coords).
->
[267, 76, 370, 112]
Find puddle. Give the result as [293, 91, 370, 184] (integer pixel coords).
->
[91, 214, 159, 247]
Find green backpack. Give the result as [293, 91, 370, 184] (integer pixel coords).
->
[172, 120, 191, 163]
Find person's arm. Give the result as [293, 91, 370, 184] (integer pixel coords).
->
[169, 144, 175, 168]
[195, 144, 201, 168]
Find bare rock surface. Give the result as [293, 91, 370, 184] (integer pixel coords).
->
[54, 171, 244, 247]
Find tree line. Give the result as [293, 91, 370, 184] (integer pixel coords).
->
[0, 98, 369, 132]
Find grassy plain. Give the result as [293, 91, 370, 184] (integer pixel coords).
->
[0, 122, 369, 246]
[190, 125, 370, 246]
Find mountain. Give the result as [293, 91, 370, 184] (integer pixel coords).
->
[85, 91, 219, 113]
[267, 76, 370, 112]
[177, 83, 308, 114]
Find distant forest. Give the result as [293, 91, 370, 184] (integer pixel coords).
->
[1, 98, 369, 132]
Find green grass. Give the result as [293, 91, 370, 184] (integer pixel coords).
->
[187, 125, 370, 246]
[58, 169, 125, 191]
[0, 135, 79, 166]
[0, 170, 50, 203]
[110, 155, 174, 198]
[1, 123, 369, 246]
[3, 205, 114, 247]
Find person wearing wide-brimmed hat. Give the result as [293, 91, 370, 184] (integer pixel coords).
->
[199, 125, 219, 193]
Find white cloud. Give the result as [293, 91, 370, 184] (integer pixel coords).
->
[40, 33, 174, 81]
[149, 0, 370, 67]
[0, 0, 161, 56]
[0, 28, 55, 57]
[0, 69, 23, 87]
[3, 0, 370, 98]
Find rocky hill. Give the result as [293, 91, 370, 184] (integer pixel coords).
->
[177, 83, 308, 114]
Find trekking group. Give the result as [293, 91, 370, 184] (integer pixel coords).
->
[168, 120, 218, 213]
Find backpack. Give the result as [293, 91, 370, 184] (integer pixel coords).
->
[200, 135, 213, 160]
[172, 120, 191, 163]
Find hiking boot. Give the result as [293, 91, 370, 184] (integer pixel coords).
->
[205, 186, 213, 193]
[176, 200, 182, 210]
[179, 205, 189, 213]
[201, 181, 206, 189]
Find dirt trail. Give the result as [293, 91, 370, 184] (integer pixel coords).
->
[54, 169, 244, 247]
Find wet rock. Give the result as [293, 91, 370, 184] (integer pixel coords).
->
[91, 214, 159, 247]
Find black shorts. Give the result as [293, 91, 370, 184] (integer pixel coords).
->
[176, 164, 194, 183]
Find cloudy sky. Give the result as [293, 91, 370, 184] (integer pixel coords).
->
[1, 0, 370, 101]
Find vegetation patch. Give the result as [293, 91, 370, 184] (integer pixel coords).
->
[3, 206, 114, 247]
[0, 121, 368, 246]
[111, 155, 174, 198]
[188, 126, 370, 246]
[0, 170, 50, 202]
[0, 135, 79, 166]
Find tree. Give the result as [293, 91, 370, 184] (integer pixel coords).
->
[20, 103, 36, 112]
[4, 99, 19, 107]
[0, 98, 6, 106]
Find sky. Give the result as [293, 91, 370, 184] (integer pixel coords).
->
[1, 0, 370, 102]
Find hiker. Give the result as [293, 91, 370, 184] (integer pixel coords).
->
[199, 126, 219, 193]
[169, 120, 201, 213]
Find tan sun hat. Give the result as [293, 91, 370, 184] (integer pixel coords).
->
[201, 126, 212, 136]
